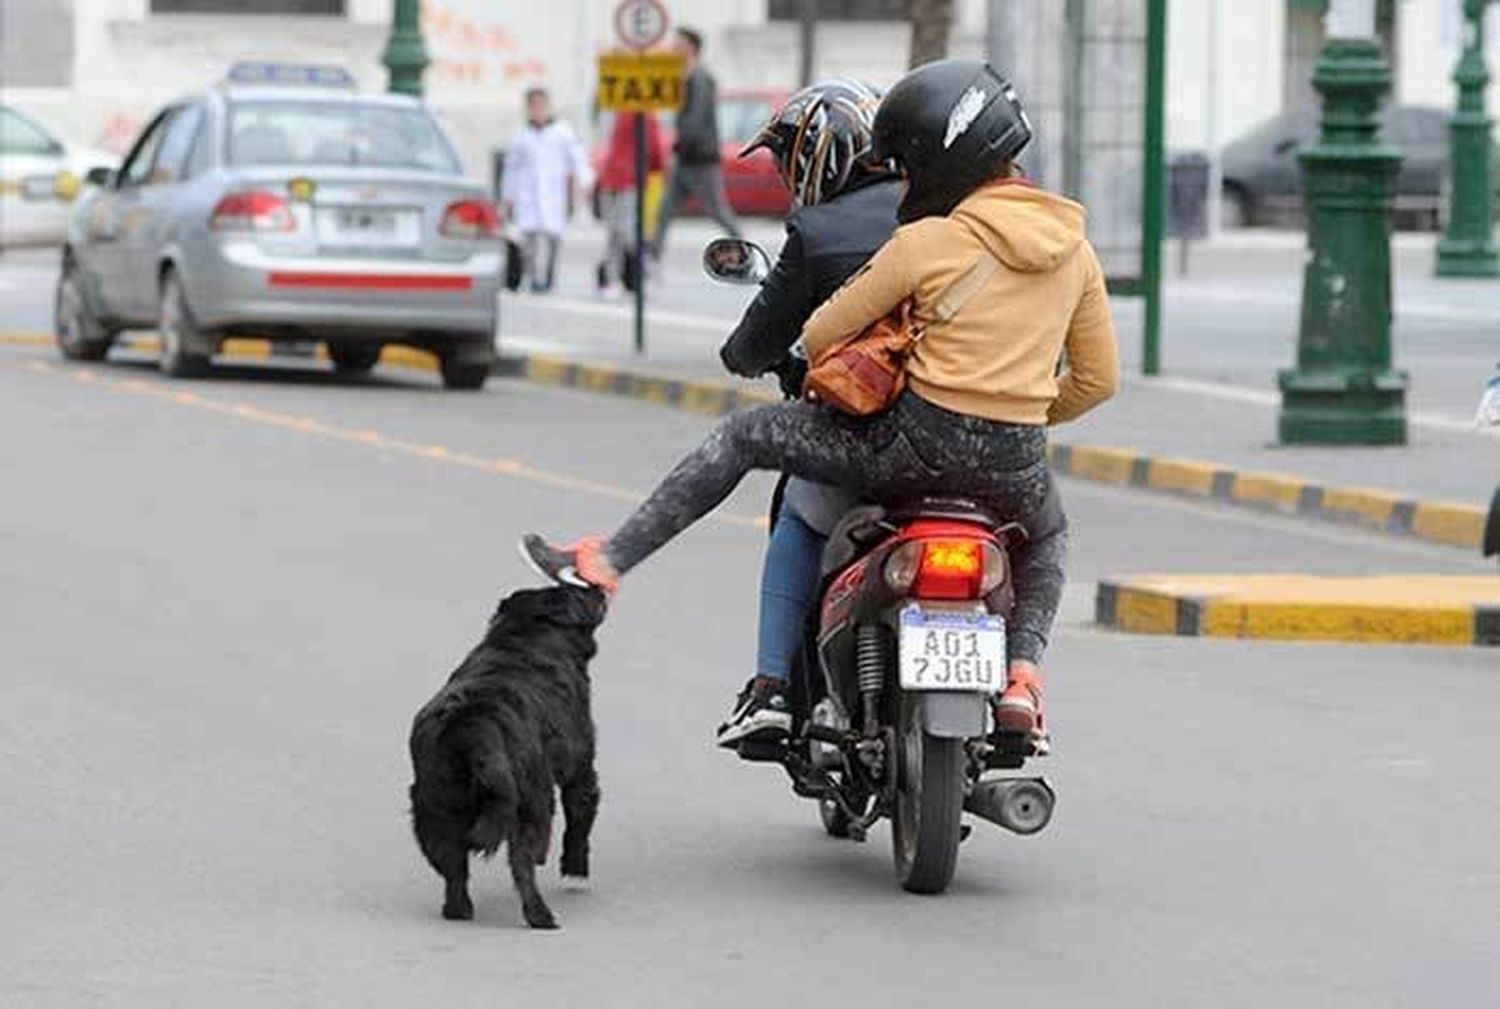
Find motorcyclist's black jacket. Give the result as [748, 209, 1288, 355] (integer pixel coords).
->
[720, 176, 901, 387]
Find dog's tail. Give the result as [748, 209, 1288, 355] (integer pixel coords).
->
[447, 715, 519, 857]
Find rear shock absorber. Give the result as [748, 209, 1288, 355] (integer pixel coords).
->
[855, 624, 887, 738]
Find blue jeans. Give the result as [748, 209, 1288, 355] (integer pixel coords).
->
[755, 506, 827, 683]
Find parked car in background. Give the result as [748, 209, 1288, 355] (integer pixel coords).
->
[1, 104, 116, 248]
[57, 63, 500, 389]
[589, 89, 790, 218]
[1220, 105, 1499, 230]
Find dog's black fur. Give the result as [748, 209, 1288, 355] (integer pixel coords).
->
[408, 586, 607, 929]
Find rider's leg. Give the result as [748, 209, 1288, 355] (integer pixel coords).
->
[994, 476, 1068, 745]
[756, 506, 827, 683]
[716, 503, 827, 747]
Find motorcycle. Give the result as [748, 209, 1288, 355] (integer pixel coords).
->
[703, 239, 1054, 894]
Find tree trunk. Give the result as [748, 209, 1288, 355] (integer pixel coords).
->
[908, 0, 955, 69]
[799, 0, 818, 87]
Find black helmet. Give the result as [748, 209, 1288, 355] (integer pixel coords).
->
[872, 60, 1033, 223]
[741, 78, 890, 208]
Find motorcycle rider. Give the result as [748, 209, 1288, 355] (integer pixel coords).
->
[712, 79, 902, 747]
[523, 61, 1119, 748]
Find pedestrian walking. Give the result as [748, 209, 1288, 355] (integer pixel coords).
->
[501, 87, 593, 294]
[595, 111, 666, 299]
[650, 27, 742, 261]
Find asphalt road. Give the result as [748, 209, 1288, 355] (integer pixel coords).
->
[2, 339, 1496, 1008]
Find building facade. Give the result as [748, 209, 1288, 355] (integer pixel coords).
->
[2, 1, 1495, 181]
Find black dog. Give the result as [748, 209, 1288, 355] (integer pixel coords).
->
[408, 586, 607, 929]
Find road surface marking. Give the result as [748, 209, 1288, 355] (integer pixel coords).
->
[23, 360, 767, 531]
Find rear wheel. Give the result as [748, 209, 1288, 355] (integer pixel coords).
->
[328, 341, 382, 374]
[158, 270, 213, 379]
[55, 259, 114, 362]
[891, 692, 965, 894]
[439, 336, 494, 391]
[1221, 184, 1252, 229]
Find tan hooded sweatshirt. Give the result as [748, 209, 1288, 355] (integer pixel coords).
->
[801, 181, 1119, 426]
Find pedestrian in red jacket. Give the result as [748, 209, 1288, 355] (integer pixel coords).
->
[595, 111, 666, 299]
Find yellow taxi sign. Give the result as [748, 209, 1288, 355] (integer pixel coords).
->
[596, 51, 686, 112]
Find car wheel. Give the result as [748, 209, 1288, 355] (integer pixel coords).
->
[55, 258, 115, 362]
[158, 270, 213, 379]
[439, 336, 495, 391]
[328, 341, 382, 374]
[1221, 185, 1252, 229]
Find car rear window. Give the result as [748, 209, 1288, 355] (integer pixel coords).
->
[228, 100, 459, 173]
[1, 106, 61, 156]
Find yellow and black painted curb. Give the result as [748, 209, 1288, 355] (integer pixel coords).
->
[1096, 574, 1500, 647]
[4, 332, 1485, 553]
[1049, 444, 1487, 552]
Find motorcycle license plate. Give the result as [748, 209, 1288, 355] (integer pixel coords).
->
[898, 607, 1004, 691]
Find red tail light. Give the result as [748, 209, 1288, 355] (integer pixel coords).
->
[885, 537, 1006, 600]
[210, 189, 294, 232]
[440, 198, 501, 240]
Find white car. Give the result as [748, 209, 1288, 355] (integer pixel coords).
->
[1, 104, 115, 248]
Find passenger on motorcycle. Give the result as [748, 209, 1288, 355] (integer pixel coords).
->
[522, 60, 1119, 751]
[714, 79, 902, 747]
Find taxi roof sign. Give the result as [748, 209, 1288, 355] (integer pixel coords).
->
[225, 62, 356, 89]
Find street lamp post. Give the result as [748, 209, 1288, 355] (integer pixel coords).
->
[1278, 0, 1408, 446]
[1436, 0, 1499, 278]
[382, 0, 430, 98]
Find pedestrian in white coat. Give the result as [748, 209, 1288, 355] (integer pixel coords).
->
[502, 88, 593, 293]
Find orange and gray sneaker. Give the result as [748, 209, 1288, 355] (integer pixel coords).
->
[519, 534, 619, 595]
[994, 667, 1050, 755]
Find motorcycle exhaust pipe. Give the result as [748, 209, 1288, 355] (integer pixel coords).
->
[965, 777, 1055, 836]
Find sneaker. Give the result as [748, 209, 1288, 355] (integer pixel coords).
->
[518, 534, 619, 594]
[994, 666, 1050, 755]
[716, 677, 793, 747]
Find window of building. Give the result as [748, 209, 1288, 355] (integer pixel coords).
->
[767, 0, 907, 20]
[151, 0, 345, 13]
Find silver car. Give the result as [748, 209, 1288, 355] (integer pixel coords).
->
[56, 64, 500, 389]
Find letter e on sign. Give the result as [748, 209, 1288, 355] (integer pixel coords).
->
[614, 0, 669, 52]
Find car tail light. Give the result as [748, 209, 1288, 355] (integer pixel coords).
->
[210, 189, 294, 232]
[440, 198, 501, 240]
[884, 538, 1006, 599]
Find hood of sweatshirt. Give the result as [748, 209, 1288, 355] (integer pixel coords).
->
[950, 181, 1087, 273]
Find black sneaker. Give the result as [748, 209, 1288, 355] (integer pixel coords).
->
[716, 677, 793, 748]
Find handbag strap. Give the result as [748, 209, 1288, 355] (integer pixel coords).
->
[933, 253, 999, 323]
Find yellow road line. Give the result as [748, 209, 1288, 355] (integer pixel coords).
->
[23, 360, 766, 531]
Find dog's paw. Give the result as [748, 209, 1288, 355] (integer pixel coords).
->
[560, 852, 589, 878]
[560, 874, 592, 893]
[522, 903, 559, 930]
[442, 896, 475, 921]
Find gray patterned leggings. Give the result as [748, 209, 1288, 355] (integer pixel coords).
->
[605, 392, 1068, 664]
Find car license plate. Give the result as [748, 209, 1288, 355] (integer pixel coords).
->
[318, 207, 414, 246]
[898, 606, 1004, 691]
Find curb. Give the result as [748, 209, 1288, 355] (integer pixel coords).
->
[1096, 574, 1500, 647]
[499, 350, 1486, 553]
[6, 332, 1485, 552]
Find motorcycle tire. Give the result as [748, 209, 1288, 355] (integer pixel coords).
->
[891, 692, 965, 894]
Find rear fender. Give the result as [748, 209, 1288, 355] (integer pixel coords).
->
[917, 692, 988, 739]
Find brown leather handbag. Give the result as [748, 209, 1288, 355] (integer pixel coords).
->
[803, 253, 998, 416]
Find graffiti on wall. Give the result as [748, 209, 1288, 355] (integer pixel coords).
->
[422, 0, 552, 88]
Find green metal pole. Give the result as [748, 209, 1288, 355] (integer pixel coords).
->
[382, 0, 430, 98]
[1278, 3, 1408, 446]
[1436, 0, 1499, 278]
[1140, 0, 1167, 376]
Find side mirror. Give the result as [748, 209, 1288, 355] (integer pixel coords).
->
[84, 166, 116, 189]
[702, 238, 771, 285]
